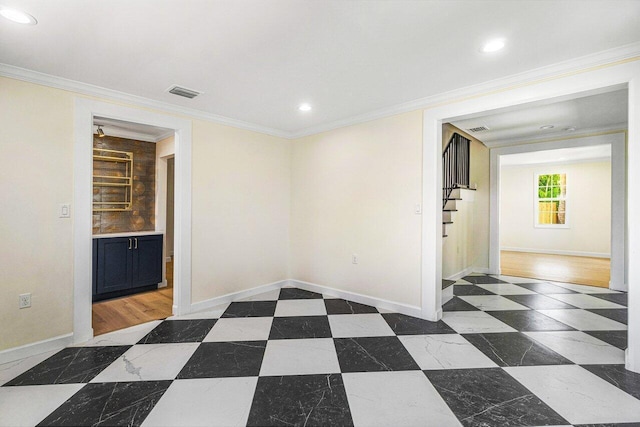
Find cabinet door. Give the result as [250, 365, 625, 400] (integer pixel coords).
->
[132, 234, 163, 287]
[96, 237, 132, 293]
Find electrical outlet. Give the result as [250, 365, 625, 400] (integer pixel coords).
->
[352, 254, 358, 264]
[19, 293, 31, 309]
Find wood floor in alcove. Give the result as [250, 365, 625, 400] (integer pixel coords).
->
[500, 251, 610, 288]
[92, 260, 174, 336]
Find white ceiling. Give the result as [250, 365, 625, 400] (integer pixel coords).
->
[501, 145, 611, 167]
[1, 0, 639, 137]
[451, 89, 628, 147]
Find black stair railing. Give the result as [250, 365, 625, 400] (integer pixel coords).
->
[443, 132, 470, 208]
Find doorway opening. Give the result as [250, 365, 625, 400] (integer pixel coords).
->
[73, 99, 192, 344]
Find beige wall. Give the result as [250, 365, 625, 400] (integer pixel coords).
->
[442, 124, 490, 278]
[191, 122, 291, 302]
[0, 77, 291, 350]
[290, 111, 423, 306]
[500, 161, 611, 255]
[0, 78, 75, 349]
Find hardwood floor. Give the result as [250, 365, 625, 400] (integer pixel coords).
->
[92, 260, 174, 336]
[500, 251, 610, 288]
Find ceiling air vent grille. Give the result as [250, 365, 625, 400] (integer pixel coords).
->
[167, 85, 201, 99]
[467, 126, 490, 132]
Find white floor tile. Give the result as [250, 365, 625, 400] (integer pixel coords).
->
[0, 350, 58, 386]
[505, 365, 640, 424]
[476, 283, 537, 295]
[322, 292, 341, 299]
[377, 307, 397, 314]
[538, 309, 627, 331]
[91, 343, 199, 382]
[343, 371, 461, 427]
[0, 384, 84, 427]
[546, 293, 625, 309]
[525, 331, 625, 364]
[398, 334, 497, 370]
[454, 279, 473, 285]
[549, 282, 620, 294]
[442, 311, 517, 334]
[239, 289, 281, 302]
[328, 313, 395, 337]
[142, 377, 258, 427]
[259, 338, 340, 376]
[458, 295, 530, 311]
[166, 304, 229, 320]
[203, 317, 272, 342]
[274, 299, 327, 317]
[77, 321, 163, 346]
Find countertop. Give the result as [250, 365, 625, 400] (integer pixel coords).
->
[92, 231, 164, 239]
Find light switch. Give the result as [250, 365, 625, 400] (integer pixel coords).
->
[59, 203, 71, 218]
[414, 204, 422, 214]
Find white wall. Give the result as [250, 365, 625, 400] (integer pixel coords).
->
[290, 111, 423, 307]
[500, 161, 611, 257]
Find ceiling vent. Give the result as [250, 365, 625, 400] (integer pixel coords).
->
[166, 85, 201, 99]
[467, 125, 490, 132]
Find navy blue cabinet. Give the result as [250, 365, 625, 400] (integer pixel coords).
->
[93, 234, 163, 301]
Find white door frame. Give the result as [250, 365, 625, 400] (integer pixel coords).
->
[73, 99, 192, 343]
[489, 131, 626, 290]
[421, 59, 640, 372]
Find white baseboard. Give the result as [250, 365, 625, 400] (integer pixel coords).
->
[501, 247, 610, 258]
[445, 266, 489, 281]
[288, 279, 423, 319]
[165, 257, 172, 263]
[0, 333, 73, 365]
[157, 280, 168, 289]
[189, 280, 287, 313]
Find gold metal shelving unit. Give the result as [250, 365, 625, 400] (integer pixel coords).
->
[93, 148, 133, 212]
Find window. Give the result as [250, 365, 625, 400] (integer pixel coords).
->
[536, 173, 567, 226]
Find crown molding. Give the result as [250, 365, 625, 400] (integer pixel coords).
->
[289, 41, 640, 139]
[0, 63, 290, 139]
[2, 40, 639, 140]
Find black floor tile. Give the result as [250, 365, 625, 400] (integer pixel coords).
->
[424, 368, 568, 427]
[584, 330, 628, 350]
[462, 333, 572, 367]
[4, 346, 130, 386]
[37, 381, 172, 426]
[462, 275, 508, 285]
[515, 282, 577, 294]
[177, 341, 266, 379]
[324, 299, 378, 314]
[247, 374, 353, 426]
[442, 279, 456, 289]
[443, 297, 480, 311]
[278, 288, 323, 300]
[586, 309, 628, 324]
[334, 336, 420, 372]
[221, 301, 277, 318]
[486, 310, 576, 331]
[503, 294, 578, 310]
[137, 319, 217, 343]
[269, 316, 332, 339]
[590, 292, 628, 306]
[454, 285, 495, 296]
[382, 313, 455, 335]
[582, 364, 640, 400]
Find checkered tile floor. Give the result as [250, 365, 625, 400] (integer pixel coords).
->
[1, 274, 639, 426]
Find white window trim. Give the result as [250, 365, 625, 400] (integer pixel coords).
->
[534, 172, 570, 229]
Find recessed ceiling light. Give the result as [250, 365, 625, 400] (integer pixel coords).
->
[481, 38, 505, 53]
[540, 125, 555, 130]
[298, 103, 312, 112]
[0, 6, 37, 25]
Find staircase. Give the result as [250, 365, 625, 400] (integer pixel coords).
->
[441, 132, 473, 305]
[442, 132, 473, 238]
